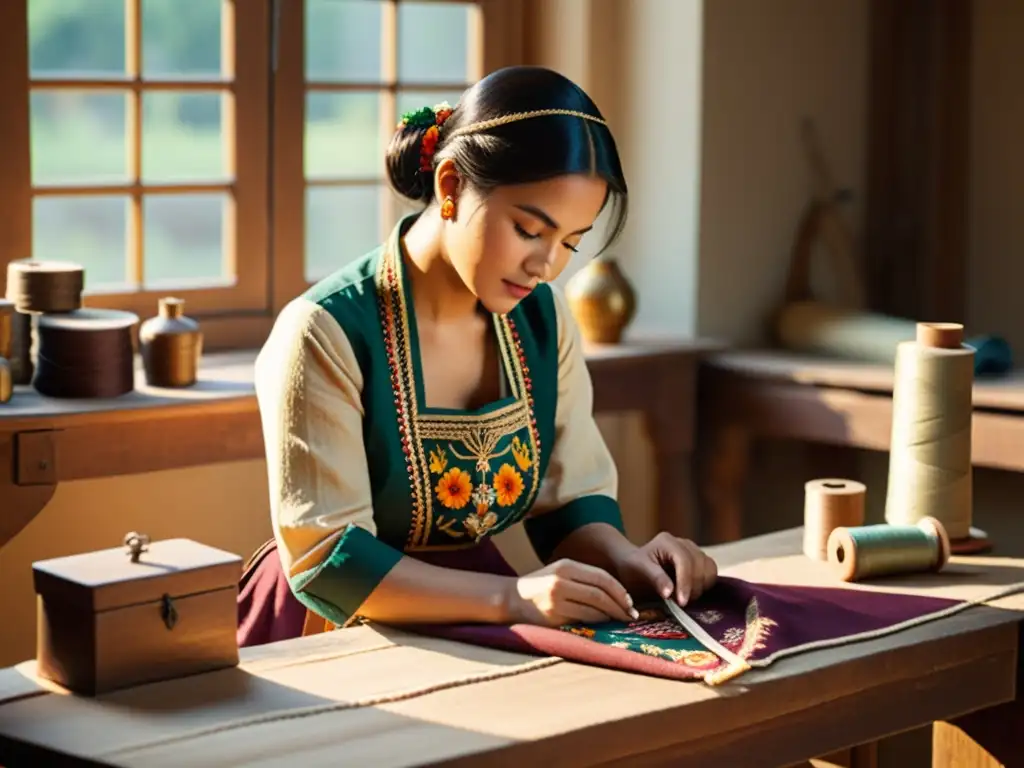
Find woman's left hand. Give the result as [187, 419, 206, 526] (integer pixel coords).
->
[614, 533, 718, 606]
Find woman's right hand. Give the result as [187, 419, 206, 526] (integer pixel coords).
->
[504, 559, 639, 627]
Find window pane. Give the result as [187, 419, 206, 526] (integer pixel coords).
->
[30, 91, 129, 186]
[306, 0, 384, 83]
[142, 0, 223, 79]
[144, 194, 229, 287]
[29, 0, 127, 79]
[143, 92, 227, 183]
[33, 196, 130, 290]
[306, 186, 381, 282]
[397, 89, 467, 119]
[398, 2, 471, 84]
[306, 93, 382, 180]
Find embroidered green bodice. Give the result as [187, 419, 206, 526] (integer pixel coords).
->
[256, 215, 625, 627]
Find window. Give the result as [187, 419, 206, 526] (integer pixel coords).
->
[0, 0, 520, 349]
[8, 0, 269, 322]
[269, 0, 488, 307]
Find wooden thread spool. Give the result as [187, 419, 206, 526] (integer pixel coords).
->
[803, 478, 866, 561]
[884, 322, 989, 554]
[827, 517, 951, 583]
[32, 309, 139, 399]
[6, 259, 84, 313]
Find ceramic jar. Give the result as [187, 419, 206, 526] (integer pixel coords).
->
[139, 297, 203, 388]
[564, 254, 637, 344]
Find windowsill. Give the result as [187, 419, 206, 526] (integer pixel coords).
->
[1, 350, 260, 430]
[0, 333, 718, 431]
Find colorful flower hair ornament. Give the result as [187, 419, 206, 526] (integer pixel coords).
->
[399, 102, 455, 173]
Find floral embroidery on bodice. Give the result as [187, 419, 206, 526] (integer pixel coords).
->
[375, 244, 543, 551]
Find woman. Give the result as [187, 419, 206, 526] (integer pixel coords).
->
[239, 65, 717, 646]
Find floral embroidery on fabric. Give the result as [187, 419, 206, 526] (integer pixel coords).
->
[556, 596, 780, 682]
[376, 244, 543, 550]
[558, 607, 712, 669]
[695, 610, 723, 625]
[610, 619, 690, 640]
[494, 464, 525, 507]
[511, 436, 532, 472]
[731, 598, 777, 658]
[435, 467, 472, 510]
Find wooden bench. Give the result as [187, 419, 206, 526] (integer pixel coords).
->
[695, 350, 1024, 544]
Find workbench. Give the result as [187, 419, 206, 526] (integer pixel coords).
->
[1, 528, 1020, 767]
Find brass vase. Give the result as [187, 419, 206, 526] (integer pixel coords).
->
[139, 297, 203, 388]
[564, 254, 637, 344]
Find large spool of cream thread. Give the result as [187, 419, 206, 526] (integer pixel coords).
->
[884, 322, 989, 553]
[803, 478, 866, 561]
[32, 309, 139, 399]
[827, 517, 951, 582]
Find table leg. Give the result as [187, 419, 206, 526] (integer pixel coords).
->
[933, 700, 1023, 767]
[696, 422, 750, 544]
[646, 409, 695, 541]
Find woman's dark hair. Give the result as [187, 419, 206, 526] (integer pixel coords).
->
[385, 65, 628, 250]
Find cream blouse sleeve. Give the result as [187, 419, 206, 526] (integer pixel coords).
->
[255, 296, 402, 626]
[522, 285, 626, 562]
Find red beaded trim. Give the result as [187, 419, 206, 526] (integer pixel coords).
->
[505, 316, 541, 455]
[377, 251, 429, 546]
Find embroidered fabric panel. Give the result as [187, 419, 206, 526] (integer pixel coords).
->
[374, 244, 545, 551]
[411, 575, 985, 686]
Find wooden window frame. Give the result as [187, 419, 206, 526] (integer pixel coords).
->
[0, 0, 522, 353]
[270, 0, 520, 313]
[0, 0, 271, 348]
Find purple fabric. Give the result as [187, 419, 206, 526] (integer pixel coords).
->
[237, 538, 967, 682]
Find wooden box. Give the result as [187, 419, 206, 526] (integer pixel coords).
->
[32, 533, 243, 696]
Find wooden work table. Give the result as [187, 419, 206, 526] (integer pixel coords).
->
[0, 337, 713, 550]
[697, 349, 1024, 543]
[1, 528, 1021, 767]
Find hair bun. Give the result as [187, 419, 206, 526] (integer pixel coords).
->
[385, 103, 455, 204]
[385, 123, 431, 203]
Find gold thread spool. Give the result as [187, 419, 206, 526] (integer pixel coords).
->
[0, 357, 11, 404]
[0, 299, 13, 360]
[6, 259, 84, 313]
[884, 322, 989, 553]
[827, 517, 951, 582]
[803, 478, 866, 561]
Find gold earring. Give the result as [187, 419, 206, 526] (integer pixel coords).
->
[440, 196, 456, 220]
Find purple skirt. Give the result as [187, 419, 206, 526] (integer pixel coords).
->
[237, 539, 974, 685]
[237, 538, 518, 647]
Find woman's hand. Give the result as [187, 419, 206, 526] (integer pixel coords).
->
[504, 558, 639, 627]
[614, 533, 718, 606]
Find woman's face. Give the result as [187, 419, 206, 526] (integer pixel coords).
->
[438, 165, 609, 314]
